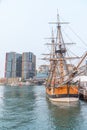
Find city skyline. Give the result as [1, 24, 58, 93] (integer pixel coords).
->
[0, 0, 87, 77]
[5, 51, 36, 79]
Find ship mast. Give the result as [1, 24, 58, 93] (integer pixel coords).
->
[58, 13, 64, 83]
[44, 13, 70, 87]
[44, 13, 81, 87]
[47, 29, 56, 88]
[55, 13, 68, 84]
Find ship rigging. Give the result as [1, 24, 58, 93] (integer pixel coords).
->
[43, 13, 87, 102]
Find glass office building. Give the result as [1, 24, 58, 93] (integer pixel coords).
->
[5, 52, 22, 78]
[5, 52, 36, 79]
[22, 52, 36, 79]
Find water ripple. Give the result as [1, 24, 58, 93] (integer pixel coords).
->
[0, 85, 87, 130]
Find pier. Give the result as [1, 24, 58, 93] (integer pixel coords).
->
[78, 76, 87, 101]
[79, 88, 87, 101]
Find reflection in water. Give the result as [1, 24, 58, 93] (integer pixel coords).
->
[50, 100, 80, 108]
[47, 99, 81, 130]
[0, 85, 87, 130]
[0, 86, 5, 119]
[0, 85, 37, 129]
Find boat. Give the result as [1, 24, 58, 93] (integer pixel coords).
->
[43, 13, 87, 102]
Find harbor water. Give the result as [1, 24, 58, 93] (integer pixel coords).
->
[0, 85, 87, 130]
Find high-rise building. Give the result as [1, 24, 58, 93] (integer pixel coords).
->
[5, 52, 22, 78]
[22, 52, 36, 79]
[5, 52, 36, 79]
[16, 54, 22, 77]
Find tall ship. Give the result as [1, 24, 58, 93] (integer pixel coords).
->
[43, 13, 87, 102]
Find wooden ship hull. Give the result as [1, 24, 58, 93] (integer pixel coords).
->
[46, 85, 79, 102]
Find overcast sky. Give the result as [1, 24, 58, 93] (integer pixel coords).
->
[0, 0, 87, 77]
